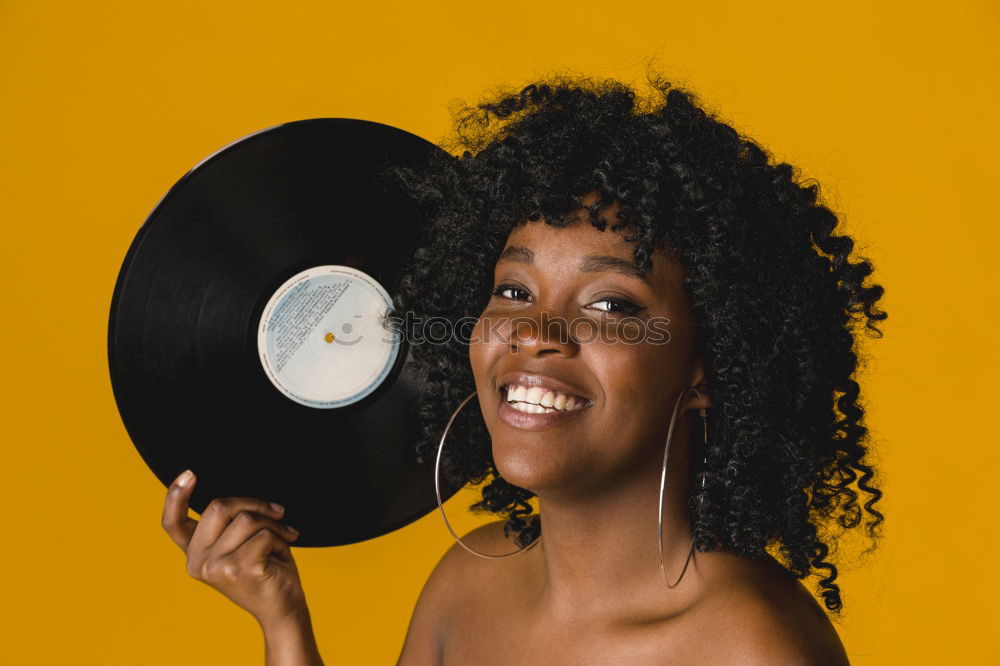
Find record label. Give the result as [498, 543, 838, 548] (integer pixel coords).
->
[257, 264, 400, 409]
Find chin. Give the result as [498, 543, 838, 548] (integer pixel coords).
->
[491, 440, 582, 493]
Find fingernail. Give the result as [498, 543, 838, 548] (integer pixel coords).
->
[269, 502, 284, 514]
[286, 526, 300, 537]
[177, 470, 194, 487]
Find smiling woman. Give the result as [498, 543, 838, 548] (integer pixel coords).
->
[385, 71, 887, 663]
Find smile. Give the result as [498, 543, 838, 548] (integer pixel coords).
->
[496, 383, 593, 430]
[503, 384, 589, 413]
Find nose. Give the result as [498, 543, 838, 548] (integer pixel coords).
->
[508, 307, 578, 357]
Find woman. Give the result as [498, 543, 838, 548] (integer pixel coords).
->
[161, 73, 886, 664]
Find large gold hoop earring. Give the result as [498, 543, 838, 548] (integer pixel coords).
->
[435, 390, 541, 559]
[658, 385, 706, 588]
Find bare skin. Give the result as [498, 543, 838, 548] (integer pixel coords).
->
[161, 192, 849, 664]
[402, 519, 848, 664]
[161, 471, 324, 665]
[400, 193, 849, 664]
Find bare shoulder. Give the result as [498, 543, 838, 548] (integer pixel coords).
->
[397, 521, 516, 665]
[694, 555, 851, 665]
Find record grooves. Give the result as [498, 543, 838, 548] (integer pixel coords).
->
[108, 119, 463, 546]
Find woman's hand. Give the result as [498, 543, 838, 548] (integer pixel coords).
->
[160, 469, 308, 631]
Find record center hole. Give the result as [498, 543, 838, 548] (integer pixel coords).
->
[324, 332, 335, 343]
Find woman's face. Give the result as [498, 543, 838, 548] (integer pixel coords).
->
[468, 197, 710, 497]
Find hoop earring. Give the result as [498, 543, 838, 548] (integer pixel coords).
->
[658, 385, 707, 588]
[435, 390, 541, 559]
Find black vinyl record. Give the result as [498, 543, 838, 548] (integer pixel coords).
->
[108, 118, 462, 547]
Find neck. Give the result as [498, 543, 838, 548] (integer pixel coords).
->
[529, 412, 713, 624]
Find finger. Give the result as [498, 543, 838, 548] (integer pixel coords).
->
[187, 496, 286, 554]
[210, 510, 299, 557]
[271, 543, 293, 564]
[161, 469, 198, 551]
[237, 528, 294, 572]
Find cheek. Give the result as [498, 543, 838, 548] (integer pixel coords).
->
[468, 318, 501, 391]
[591, 339, 660, 391]
[468, 320, 486, 379]
[589, 343, 677, 436]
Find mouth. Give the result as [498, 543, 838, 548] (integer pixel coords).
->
[495, 382, 594, 431]
[500, 382, 592, 413]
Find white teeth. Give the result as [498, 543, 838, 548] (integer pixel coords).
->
[503, 383, 589, 413]
[525, 387, 544, 404]
[511, 402, 553, 414]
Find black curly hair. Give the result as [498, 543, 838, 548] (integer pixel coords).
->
[388, 70, 887, 616]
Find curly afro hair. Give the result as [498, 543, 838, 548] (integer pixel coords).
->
[388, 71, 887, 616]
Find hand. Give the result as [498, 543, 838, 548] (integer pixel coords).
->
[161, 470, 308, 630]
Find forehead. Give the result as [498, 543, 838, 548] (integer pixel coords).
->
[497, 211, 686, 304]
[503, 216, 638, 263]
[503, 193, 654, 262]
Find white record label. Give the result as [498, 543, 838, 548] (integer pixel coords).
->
[257, 265, 400, 408]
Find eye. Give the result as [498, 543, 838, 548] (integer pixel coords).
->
[492, 283, 531, 301]
[588, 296, 646, 317]
[492, 283, 647, 317]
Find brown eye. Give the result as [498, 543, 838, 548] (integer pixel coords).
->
[493, 284, 530, 301]
[588, 297, 646, 316]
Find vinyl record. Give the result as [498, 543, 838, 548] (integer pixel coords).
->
[108, 118, 464, 547]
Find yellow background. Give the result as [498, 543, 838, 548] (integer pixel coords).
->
[3, 1, 997, 663]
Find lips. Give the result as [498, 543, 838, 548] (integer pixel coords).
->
[493, 371, 594, 431]
[496, 371, 593, 405]
[503, 384, 589, 413]
[495, 388, 592, 430]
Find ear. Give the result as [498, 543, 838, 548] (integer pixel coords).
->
[687, 354, 713, 411]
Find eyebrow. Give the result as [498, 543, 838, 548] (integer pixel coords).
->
[496, 245, 651, 286]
